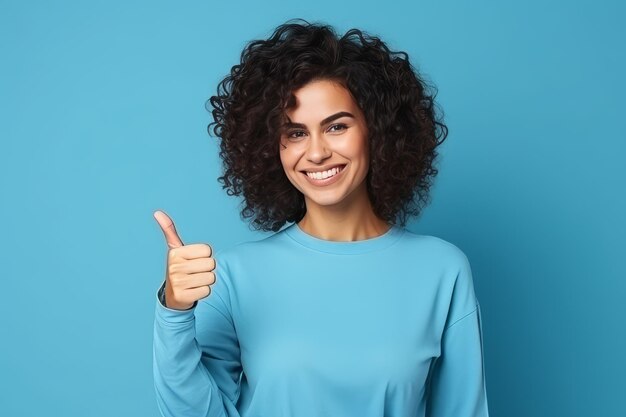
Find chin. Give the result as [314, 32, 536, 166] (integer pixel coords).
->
[302, 187, 355, 207]
[305, 197, 346, 207]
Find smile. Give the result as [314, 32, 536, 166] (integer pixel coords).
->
[301, 164, 346, 186]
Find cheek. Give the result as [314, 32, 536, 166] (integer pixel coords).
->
[355, 140, 370, 176]
[340, 130, 368, 155]
[279, 151, 298, 178]
[278, 148, 290, 168]
[344, 141, 369, 165]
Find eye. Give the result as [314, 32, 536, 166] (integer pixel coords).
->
[286, 130, 307, 140]
[328, 123, 347, 133]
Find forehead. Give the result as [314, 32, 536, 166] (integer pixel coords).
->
[286, 79, 358, 116]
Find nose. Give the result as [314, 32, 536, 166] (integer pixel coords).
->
[305, 132, 331, 163]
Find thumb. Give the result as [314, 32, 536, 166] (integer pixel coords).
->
[153, 210, 184, 248]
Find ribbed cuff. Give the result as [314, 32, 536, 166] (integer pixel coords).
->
[154, 280, 198, 323]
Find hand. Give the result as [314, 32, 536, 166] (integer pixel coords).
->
[153, 210, 217, 310]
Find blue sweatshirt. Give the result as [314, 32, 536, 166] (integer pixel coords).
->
[153, 222, 490, 417]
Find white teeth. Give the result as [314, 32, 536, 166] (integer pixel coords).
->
[306, 165, 343, 180]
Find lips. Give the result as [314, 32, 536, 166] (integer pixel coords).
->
[300, 164, 347, 186]
[300, 164, 346, 175]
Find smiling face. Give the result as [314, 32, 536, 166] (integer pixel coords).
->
[278, 78, 370, 212]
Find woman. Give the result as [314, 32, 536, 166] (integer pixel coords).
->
[153, 19, 490, 417]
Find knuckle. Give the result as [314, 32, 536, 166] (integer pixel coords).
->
[205, 258, 216, 271]
[169, 263, 181, 274]
[169, 273, 184, 287]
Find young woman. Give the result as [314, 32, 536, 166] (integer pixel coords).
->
[153, 19, 489, 417]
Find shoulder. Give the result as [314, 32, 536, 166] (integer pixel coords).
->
[212, 229, 286, 268]
[400, 230, 477, 322]
[395, 228, 471, 270]
[410, 232, 475, 291]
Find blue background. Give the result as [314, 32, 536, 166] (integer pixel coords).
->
[1, 0, 624, 416]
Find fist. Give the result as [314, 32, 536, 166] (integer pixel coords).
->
[153, 210, 217, 310]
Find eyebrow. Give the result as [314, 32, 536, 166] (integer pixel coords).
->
[283, 111, 355, 129]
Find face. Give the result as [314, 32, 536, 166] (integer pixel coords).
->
[278, 78, 370, 211]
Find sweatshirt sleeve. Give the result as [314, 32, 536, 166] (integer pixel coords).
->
[152, 251, 243, 417]
[425, 250, 490, 417]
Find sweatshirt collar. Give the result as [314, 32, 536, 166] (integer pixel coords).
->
[283, 222, 405, 254]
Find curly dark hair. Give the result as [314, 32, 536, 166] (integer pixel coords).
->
[206, 18, 448, 232]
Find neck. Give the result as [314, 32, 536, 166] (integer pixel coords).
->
[297, 184, 390, 241]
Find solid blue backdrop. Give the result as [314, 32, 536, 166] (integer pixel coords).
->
[1, 0, 624, 416]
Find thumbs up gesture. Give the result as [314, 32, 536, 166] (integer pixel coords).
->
[153, 210, 217, 310]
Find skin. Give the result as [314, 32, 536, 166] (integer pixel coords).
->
[278, 78, 391, 241]
[151, 79, 392, 310]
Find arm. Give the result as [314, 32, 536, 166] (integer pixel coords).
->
[153, 253, 243, 417]
[425, 302, 490, 417]
[425, 248, 490, 417]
